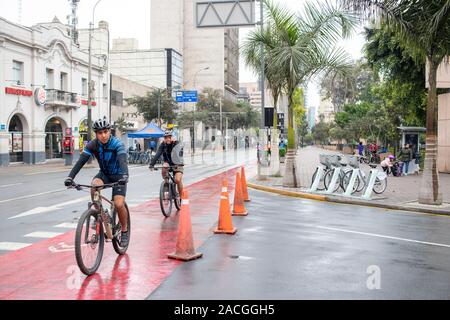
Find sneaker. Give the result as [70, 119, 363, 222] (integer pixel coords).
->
[120, 231, 129, 247]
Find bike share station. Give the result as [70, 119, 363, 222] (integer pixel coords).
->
[309, 154, 388, 201]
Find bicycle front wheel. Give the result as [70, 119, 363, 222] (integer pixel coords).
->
[324, 169, 340, 193]
[160, 181, 172, 217]
[341, 170, 360, 194]
[112, 203, 131, 255]
[373, 176, 388, 194]
[311, 168, 326, 191]
[75, 209, 104, 276]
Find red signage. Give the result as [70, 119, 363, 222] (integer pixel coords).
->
[81, 100, 97, 107]
[5, 87, 33, 97]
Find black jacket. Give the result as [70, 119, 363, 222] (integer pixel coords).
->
[149, 141, 179, 166]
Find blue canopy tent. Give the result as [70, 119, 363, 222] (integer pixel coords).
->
[128, 123, 164, 139]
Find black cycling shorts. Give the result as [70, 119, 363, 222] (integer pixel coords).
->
[93, 171, 127, 197]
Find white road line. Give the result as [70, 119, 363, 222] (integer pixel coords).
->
[24, 231, 64, 239]
[0, 189, 66, 204]
[8, 196, 89, 219]
[317, 226, 450, 249]
[0, 183, 23, 188]
[54, 222, 78, 229]
[0, 242, 32, 251]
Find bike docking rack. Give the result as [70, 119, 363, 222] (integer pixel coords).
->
[309, 154, 388, 201]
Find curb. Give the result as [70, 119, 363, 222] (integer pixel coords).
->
[247, 182, 450, 217]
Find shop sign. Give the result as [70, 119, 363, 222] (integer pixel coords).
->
[5, 87, 33, 97]
[34, 87, 47, 105]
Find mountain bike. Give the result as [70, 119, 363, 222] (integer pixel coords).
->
[67, 182, 131, 276]
[152, 166, 181, 217]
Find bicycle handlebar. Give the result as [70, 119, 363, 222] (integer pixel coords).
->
[68, 182, 120, 190]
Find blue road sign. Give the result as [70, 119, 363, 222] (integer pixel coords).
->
[175, 90, 198, 103]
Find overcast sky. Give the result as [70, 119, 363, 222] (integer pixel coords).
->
[1, 0, 366, 107]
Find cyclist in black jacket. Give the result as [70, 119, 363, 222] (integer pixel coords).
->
[64, 117, 130, 247]
[149, 130, 184, 195]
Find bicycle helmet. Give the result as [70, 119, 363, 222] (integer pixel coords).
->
[164, 130, 173, 137]
[388, 155, 395, 159]
[93, 116, 111, 132]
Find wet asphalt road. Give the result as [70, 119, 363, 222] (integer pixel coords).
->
[0, 149, 255, 255]
[149, 189, 450, 299]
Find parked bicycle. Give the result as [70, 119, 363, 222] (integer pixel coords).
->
[341, 162, 388, 195]
[67, 182, 131, 276]
[152, 165, 181, 217]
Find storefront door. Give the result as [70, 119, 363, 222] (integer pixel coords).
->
[8, 115, 23, 163]
[45, 118, 63, 159]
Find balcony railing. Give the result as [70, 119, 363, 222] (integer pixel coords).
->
[45, 89, 80, 108]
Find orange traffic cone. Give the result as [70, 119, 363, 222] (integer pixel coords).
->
[168, 190, 203, 261]
[241, 166, 250, 202]
[214, 179, 237, 234]
[232, 172, 248, 216]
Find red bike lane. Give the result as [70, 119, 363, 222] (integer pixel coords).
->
[0, 166, 250, 300]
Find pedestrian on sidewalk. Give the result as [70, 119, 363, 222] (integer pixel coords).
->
[357, 141, 364, 156]
[399, 144, 413, 175]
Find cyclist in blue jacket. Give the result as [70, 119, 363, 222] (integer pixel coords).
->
[64, 117, 130, 247]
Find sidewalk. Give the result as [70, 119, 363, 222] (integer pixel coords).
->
[249, 146, 450, 215]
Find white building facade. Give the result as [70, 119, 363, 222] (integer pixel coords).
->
[0, 17, 110, 166]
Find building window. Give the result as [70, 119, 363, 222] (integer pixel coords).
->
[60, 72, 68, 91]
[46, 68, 54, 89]
[12, 60, 24, 85]
[111, 90, 123, 107]
[81, 78, 87, 96]
[103, 83, 108, 100]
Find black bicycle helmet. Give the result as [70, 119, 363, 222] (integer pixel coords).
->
[93, 116, 111, 132]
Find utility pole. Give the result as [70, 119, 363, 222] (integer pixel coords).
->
[219, 98, 223, 149]
[87, 0, 103, 142]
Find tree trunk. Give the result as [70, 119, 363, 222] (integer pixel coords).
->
[283, 94, 299, 187]
[270, 93, 280, 176]
[419, 58, 443, 205]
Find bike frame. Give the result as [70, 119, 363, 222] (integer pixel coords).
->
[71, 183, 118, 240]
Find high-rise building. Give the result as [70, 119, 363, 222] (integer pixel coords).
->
[150, 0, 239, 101]
[307, 107, 317, 130]
[109, 38, 183, 90]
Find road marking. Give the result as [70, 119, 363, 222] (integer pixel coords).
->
[0, 189, 66, 204]
[0, 183, 23, 188]
[317, 226, 450, 249]
[48, 242, 76, 253]
[8, 196, 89, 219]
[24, 231, 64, 239]
[54, 222, 78, 229]
[0, 242, 32, 251]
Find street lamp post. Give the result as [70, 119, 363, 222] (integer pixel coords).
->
[87, 0, 103, 142]
[191, 66, 210, 155]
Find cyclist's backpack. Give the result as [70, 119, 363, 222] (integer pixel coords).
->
[171, 142, 184, 165]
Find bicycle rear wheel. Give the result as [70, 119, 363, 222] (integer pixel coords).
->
[160, 181, 172, 217]
[75, 209, 104, 276]
[112, 203, 131, 255]
[172, 183, 181, 211]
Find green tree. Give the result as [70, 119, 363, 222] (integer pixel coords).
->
[127, 88, 177, 124]
[343, 0, 450, 205]
[245, 0, 357, 187]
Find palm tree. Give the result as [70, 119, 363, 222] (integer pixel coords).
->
[343, 0, 450, 205]
[243, 0, 357, 187]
